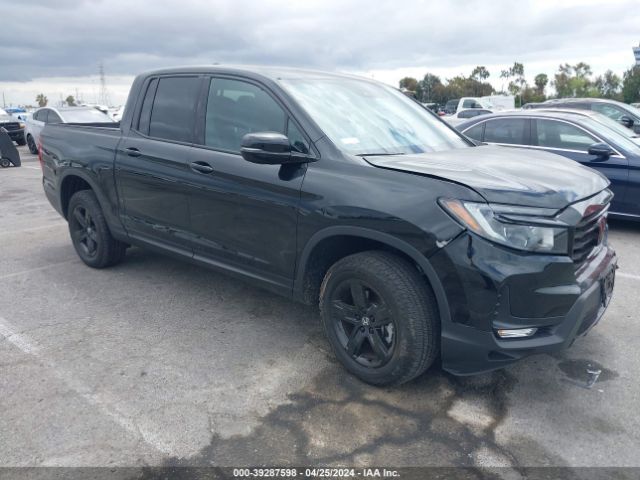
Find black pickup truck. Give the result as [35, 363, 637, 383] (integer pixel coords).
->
[40, 66, 617, 385]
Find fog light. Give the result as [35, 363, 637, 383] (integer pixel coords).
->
[496, 328, 537, 338]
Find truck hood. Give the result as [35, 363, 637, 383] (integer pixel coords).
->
[365, 145, 610, 209]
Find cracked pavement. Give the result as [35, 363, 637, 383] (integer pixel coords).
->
[1, 146, 640, 471]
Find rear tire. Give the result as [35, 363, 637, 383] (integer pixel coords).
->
[68, 190, 127, 268]
[319, 251, 439, 386]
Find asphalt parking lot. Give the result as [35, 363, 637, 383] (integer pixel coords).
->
[1, 145, 640, 471]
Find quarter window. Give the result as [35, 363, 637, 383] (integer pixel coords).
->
[204, 78, 287, 152]
[137, 78, 158, 134]
[534, 120, 597, 151]
[483, 118, 528, 145]
[148, 76, 200, 143]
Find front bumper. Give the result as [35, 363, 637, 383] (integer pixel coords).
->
[3, 127, 25, 142]
[431, 233, 617, 375]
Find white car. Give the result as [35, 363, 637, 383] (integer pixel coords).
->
[444, 108, 493, 127]
[25, 106, 114, 154]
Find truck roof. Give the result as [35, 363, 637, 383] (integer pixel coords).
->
[139, 65, 377, 84]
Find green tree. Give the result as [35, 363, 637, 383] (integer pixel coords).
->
[500, 62, 526, 106]
[622, 66, 640, 103]
[553, 62, 594, 98]
[36, 93, 48, 107]
[534, 73, 548, 97]
[417, 73, 443, 102]
[399, 77, 419, 93]
[470, 66, 490, 81]
[65, 95, 76, 106]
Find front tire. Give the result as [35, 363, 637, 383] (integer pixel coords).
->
[68, 190, 127, 268]
[26, 134, 38, 154]
[320, 251, 439, 386]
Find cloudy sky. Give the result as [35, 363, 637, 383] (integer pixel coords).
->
[1, 0, 638, 107]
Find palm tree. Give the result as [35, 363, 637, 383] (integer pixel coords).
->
[36, 93, 48, 107]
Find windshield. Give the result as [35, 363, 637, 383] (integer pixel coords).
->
[280, 77, 469, 156]
[581, 117, 640, 153]
[62, 108, 114, 123]
[588, 112, 640, 139]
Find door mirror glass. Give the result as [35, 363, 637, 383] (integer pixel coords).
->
[587, 142, 615, 159]
[241, 132, 305, 164]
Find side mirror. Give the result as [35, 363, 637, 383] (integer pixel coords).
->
[619, 115, 634, 129]
[240, 132, 310, 165]
[587, 142, 614, 159]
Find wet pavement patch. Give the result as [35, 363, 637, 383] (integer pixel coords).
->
[143, 364, 562, 470]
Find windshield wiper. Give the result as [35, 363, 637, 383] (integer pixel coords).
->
[357, 152, 406, 157]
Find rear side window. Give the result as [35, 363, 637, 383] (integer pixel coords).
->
[483, 118, 528, 145]
[148, 76, 200, 143]
[534, 120, 597, 151]
[463, 123, 484, 141]
[48, 111, 62, 123]
[204, 78, 286, 152]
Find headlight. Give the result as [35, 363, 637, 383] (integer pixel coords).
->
[439, 199, 569, 254]
[19, 122, 25, 129]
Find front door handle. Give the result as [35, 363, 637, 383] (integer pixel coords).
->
[190, 161, 214, 174]
[125, 147, 141, 157]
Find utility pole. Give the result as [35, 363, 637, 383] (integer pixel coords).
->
[2, 92, 5, 108]
[99, 62, 108, 105]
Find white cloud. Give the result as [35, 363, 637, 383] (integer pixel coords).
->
[0, 0, 638, 106]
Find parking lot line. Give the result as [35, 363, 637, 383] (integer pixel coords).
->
[0, 259, 79, 280]
[618, 271, 640, 281]
[0, 315, 169, 455]
[0, 223, 66, 237]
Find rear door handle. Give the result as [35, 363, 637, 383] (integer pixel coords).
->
[125, 147, 141, 157]
[190, 161, 214, 174]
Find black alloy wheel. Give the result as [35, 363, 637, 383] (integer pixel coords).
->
[70, 205, 99, 258]
[330, 279, 396, 368]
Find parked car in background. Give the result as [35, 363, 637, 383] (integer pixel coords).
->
[39, 66, 617, 385]
[443, 97, 491, 115]
[458, 110, 640, 219]
[535, 108, 640, 146]
[631, 103, 640, 109]
[529, 98, 640, 134]
[25, 106, 115, 154]
[0, 108, 26, 145]
[444, 108, 492, 127]
[111, 105, 125, 122]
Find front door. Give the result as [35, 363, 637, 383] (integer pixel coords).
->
[184, 76, 311, 290]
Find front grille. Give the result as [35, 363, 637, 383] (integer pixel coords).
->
[572, 210, 605, 265]
[0, 122, 20, 131]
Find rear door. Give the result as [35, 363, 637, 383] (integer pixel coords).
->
[184, 76, 310, 290]
[481, 117, 531, 147]
[531, 118, 628, 212]
[115, 75, 202, 255]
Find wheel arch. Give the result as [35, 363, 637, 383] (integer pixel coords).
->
[294, 226, 451, 324]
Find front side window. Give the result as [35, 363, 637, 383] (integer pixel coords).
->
[149, 76, 200, 143]
[204, 78, 287, 152]
[534, 120, 597, 151]
[483, 118, 528, 145]
[280, 78, 468, 155]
